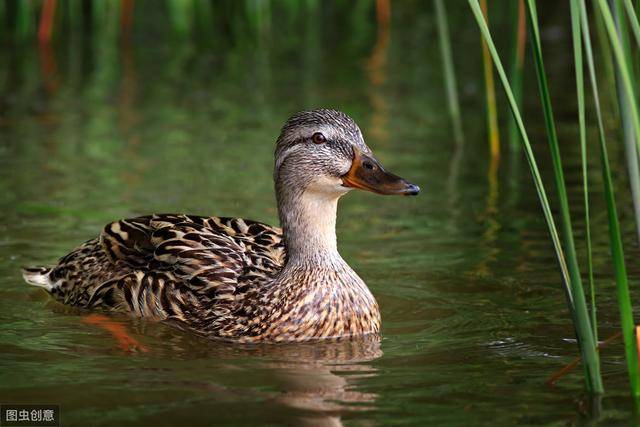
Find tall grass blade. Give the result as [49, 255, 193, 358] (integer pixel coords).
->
[593, 0, 620, 115]
[623, 0, 640, 47]
[525, 0, 602, 394]
[479, 0, 500, 159]
[570, 0, 597, 345]
[587, 0, 640, 398]
[435, 0, 464, 147]
[508, 0, 526, 150]
[596, 0, 640, 161]
[611, 0, 640, 245]
[465, 0, 606, 393]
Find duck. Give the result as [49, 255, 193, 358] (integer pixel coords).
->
[22, 109, 419, 342]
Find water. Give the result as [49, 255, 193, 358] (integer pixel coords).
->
[1, 2, 640, 425]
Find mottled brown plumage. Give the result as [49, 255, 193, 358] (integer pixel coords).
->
[23, 109, 418, 342]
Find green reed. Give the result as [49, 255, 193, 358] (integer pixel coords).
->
[468, 0, 605, 394]
[435, 0, 464, 146]
[527, 0, 604, 394]
[583, 2, 640, 398]
[623, 0, 640, 47]
[507, 0, 526, 150]
[479, 0, 500, 159]
[569, 0, 597, 346]
[469, 0, 640, 397]
[593, 0, 640, 398]
[611, 0, 640, 246]
[597, 0, 640, 157]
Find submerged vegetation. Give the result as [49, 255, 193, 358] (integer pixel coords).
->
[1, 0, 640, 406]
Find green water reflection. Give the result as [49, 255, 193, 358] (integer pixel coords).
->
[1, 2, 639, 426]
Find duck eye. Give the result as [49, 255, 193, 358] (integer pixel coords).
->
[312, 132, 326, 144]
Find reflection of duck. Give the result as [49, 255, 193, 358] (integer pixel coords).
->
[88, 319, 383, 427]
[23, 109, 419, 342]
[270, 343, 380, 427]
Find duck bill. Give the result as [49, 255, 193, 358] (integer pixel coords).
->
[341, 148, 420, 196]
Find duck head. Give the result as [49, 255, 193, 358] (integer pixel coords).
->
[274, 109, 419, 199]
[273, 109, 419, 262]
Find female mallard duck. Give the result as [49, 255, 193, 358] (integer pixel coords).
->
[23, 109, 419, 342]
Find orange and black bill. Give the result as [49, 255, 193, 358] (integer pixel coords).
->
[341, 148, 420, 196]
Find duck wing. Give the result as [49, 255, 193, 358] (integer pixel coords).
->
[26, 213, 284, 334]
[100, 214, 285, 301]
[62, 214, 282, 330]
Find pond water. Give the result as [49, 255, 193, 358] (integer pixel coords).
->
[1, 2, 639, 426]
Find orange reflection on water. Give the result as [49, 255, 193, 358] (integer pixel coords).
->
[83, 314, 149, 353]
[38, 41, 58, 95]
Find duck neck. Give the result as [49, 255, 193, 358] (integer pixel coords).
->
[276, 185, 344, 266]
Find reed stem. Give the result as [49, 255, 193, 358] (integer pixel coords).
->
[570, 0, 597, 346]
[479, 0, 500, 160]
[435, 0, 464, 147]
[508, 0, 526, 150]
[466, 0, 603, 392]
[623, 0, 640, 47]
[525, 0, 602, 394]
[590, 0, 640, 399]
[596, 0, 640, 162]
[611, 0, 640, 246]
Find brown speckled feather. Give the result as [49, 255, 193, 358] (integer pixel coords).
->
[36, 214, 295, 340]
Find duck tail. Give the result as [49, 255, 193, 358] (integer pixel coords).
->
[21, 266, 55, 291]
